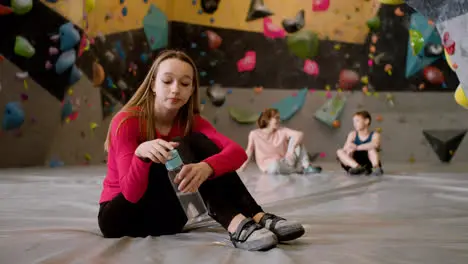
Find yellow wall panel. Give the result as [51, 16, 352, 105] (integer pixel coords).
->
[41, 0, 173, 36]
[171, 0, 381, 44]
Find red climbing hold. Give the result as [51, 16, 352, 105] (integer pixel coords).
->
[206, 30, 222, 50]
[0, 4, 13, 15]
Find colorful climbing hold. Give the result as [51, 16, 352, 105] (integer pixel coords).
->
[409, 29, 424, 55]
[59, 22, 81, 51]
[246, 0, 273, 22]
[122, 6, 128, 16]
[143, 4, 169, 50]
[281, 9, 305, 34]
[92, 62, 105, 86]
[366, 16, 381, 31]
[55, 50, 76, 74]
[0, 4, 13, 15]
[394, 7, 404, 17]
[12, 0, 33, 15]
[69, 65, 82, 85]
[2, 102, 25, 131]
[14, 36, 35, 58]
[379, 0, 404, 4]
[206, 30, 222, 49]
[303, 60, 319, 76]
[287, 31, 320, 59]
[312, 0, 329, 12]
[263, 17, 286, 39]
[339, 69, 359, 89]
[423, 66, 444, 85]
[237, 51, 256, 72]
[454, 85, 468, 109]
[85, 0, 95, 12]
[201, 0, 221, 14]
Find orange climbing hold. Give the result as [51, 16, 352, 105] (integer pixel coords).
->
[92, 62, 105, 87]
[332, 120, 340, 128]
[253, 86, 263, 94]
[394, 7, 404, 17]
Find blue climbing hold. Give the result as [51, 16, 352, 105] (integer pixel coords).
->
[191, 43, 197, 48]
[192, 0, 197, 5]
[59, 22, 81, 51]
[69, 65, 82, 85]
[141, 53, 149, 63]
[198, 9, 203, 14]
[122, 6, 128, 16]
[120, 0, 125, 4]
[201, 99, 207, 104]
[209, 80, 215, 85]
[2, 102, 25, 131]
[61, 98, 73, 120]
[143, 4, 169, 51]
[55, 50, 76, 74]
[227, 89, 232, 94]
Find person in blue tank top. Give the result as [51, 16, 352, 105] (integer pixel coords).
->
[336, 111, 383, 176]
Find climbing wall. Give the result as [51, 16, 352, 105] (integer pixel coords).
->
[0, 0, 171, 167]
[170, 0, 458, 91]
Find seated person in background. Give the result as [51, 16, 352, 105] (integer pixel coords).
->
[336, 110, 383, 176]
[239, 108, 322, 175]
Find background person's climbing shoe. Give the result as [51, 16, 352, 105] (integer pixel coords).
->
[229, 217, 278, 251]
[303, 165, 322, 174]
[259, 213, 305, 242]
[371, 167, 384, 176]
[348, 165, 366, 175]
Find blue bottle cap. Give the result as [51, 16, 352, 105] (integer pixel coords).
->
[165, 149, 183, 171]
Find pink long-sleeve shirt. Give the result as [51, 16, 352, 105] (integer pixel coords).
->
[99, 111, 247, 204]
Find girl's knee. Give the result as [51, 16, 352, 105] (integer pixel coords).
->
[266, 161, 281, 174]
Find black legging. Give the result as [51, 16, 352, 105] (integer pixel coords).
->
[98, 133, 264, 238]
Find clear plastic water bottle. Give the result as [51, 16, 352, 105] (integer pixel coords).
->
[165, 149, 208, 223]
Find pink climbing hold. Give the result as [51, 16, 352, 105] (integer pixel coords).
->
[49, 47, 59, 55]
[263, 17, 286, 39]
[368, 59, 373, 67]
[319, 152, 326, 158]
[78, 35, 88, 57]
[312, 0, 330, 12]
[45, 61, 53, 70]
[237, 51, 256, 72]
[303, 59, 319, 76]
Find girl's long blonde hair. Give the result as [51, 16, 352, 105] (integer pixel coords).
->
[104, 50, 201, 151]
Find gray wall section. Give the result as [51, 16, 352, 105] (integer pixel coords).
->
[0, 59, 113, 168]
[0, 57, 467, 168]
[199, 87, 468, 164]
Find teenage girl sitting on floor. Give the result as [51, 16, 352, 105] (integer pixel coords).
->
[98, 50, 305, 252]
[239, 108, 322, 175]
[336, 110, 383, 176]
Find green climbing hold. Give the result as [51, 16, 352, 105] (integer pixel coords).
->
[12, 0, 33, 15]
[287, 31, 320, 59]
[229, 107, 259, 124]
[14, 36, 35, 58]
[366, 16, 381, 31]
[409, 29, 424, 55]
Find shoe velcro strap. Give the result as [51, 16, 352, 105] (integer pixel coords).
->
[229, 218, 261, 243]
[259, 213, 285, 230]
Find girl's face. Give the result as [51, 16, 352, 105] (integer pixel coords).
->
[353, 115, 369, 131]
[153, 58, 194, 111]
[267, 114, 280, 129]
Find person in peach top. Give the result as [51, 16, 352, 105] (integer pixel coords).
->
[239, 108, 322, 174]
